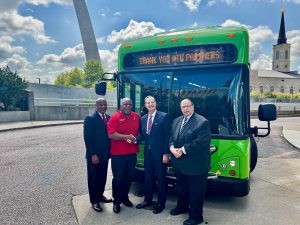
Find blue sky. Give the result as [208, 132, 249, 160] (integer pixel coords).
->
[1, 0, 300, 84]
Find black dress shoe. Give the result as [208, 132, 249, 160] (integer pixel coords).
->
[100, 196, 113, 203]
[92, 203, 103, 212]
[136, 201, 152, 209]
[122, 199, 133, 207]
[183, 218, 203, 225]
[113, 204, 120, 214]
[170, 207, 188, 216]
[153, 204, 165, 214]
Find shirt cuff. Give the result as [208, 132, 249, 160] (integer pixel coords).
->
[181, 146, 186, 154]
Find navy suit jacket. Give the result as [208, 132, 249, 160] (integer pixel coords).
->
[137, 111, 170, 161]
[83, 111, 111, 163]
[170, 112, 211, 175]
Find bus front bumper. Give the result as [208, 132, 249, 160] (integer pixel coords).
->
[134, 167, 250, 197]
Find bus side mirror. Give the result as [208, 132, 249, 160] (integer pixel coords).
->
[95, 82, 107, 95]
[258, 104, 277, 121]
[251, 104, 277, 137]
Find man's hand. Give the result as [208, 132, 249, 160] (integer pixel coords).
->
[162, 154, 169, 164]
[126, 134, 136, 144]
[91, 154, 99, 164]
[170, 147, 183, 158]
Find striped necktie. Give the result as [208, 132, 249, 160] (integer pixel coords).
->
[180, 116, 188, 133]
[147, 115, 153, 134]
[101, 114, 107, 125]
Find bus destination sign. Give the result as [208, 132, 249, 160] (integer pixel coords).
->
[123, 44, 237, 69]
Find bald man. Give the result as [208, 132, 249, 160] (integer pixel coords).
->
[83, 98, 112, 213]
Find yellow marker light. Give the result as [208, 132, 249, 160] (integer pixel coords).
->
[216, 170, 221, 175]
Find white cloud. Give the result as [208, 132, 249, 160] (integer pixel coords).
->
[37, 44, 85, 66]
[0, 36, 25, 58]
[99, 45, 120, 72]
[107, 20, 165, 44]
[0, 10, 55, 43]
[0, 0, 71, 11]
[183, 0, 201, 12]
[222, 19, 276, 68]
[251, 54, 272, 70]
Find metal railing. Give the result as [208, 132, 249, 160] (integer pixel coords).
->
[34, 98, 117, 107]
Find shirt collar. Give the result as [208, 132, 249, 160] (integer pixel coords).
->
[148, 110, 157, 118]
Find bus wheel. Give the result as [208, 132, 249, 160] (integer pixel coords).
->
[250, 135, 258, 172]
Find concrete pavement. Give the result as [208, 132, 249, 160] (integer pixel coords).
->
[1, 119, 300, 224]
[0, 120, 83, 132]
[0, 119, 299, 150]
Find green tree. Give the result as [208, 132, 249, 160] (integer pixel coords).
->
[83, 60, 104, 88]
[54, 67, 84, 87]
[0, 66, 28, 111]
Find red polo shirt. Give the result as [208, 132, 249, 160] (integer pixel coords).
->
[107, 111, 140, 155]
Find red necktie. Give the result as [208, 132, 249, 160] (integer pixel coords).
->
[102, 114, 107, 125]
[147, 115, 153, 134]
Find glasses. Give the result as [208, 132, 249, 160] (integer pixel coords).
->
[181, 104, 193, 109]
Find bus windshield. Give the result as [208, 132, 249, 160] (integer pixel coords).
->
[122, 66, 249, 138]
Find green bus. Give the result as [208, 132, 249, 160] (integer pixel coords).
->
[96, 26, 276, 196]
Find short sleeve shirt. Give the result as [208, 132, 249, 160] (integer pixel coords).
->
[107, 111, 140, 155]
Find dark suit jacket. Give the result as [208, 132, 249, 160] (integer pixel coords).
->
[83, 111, 111, 163]
[170, 112, 211, 175]
[137, 111, 170, 161]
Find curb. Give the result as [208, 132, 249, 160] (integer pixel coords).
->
[0, 121, 83, 133]
[282, 126, 300, 150]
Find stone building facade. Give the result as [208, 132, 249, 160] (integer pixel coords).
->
[250, 9, 300, 94]
[250, 70, 300, 94]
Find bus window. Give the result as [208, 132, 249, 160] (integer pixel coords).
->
[135, 85, 141, 115]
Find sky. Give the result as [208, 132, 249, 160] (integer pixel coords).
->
[1, 0, 300, 84]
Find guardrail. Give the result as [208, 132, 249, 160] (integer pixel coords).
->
[34, 98, 117, 107]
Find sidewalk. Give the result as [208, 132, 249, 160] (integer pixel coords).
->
[0, 120, 83, 132]
[0, 120, 299, 150]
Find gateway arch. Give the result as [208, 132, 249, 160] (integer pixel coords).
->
[73, 0, 100, 62]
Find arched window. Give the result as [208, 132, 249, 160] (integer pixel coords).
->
[276, 51, 279, 60]
[290, 86, 293, 95]
[285, 50, 289, 59]
[259, 86, 263, 94]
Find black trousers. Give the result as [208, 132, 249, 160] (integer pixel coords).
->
[111, 154, 137, 205]
[144, 156, 167, 205]
[87, 160, 109, 204]
[175, 171, 208, 221]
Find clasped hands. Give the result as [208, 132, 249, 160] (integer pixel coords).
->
[125, 134, 136, 144]
[170, 147, 183, 158]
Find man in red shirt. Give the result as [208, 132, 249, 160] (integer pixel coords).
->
[107, 98, 140, 214]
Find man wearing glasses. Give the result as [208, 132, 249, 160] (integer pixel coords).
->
[169, 98, 211, 225]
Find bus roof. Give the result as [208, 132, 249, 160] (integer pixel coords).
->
[118, 26, 249, 71]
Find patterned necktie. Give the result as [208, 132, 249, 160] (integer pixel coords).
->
[102, 114, 107, 125]
[180, 116, 188, 133]
[147, 115, 153, 134]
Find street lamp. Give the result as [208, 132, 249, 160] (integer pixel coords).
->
[36, 78, 40, 84]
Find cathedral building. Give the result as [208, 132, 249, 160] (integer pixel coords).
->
[250, 9, 300, 95]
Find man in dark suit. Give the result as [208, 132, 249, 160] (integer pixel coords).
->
[169, 98, 211, 225]
[83, 98, 113, 213]
[136, 96, 170, 214]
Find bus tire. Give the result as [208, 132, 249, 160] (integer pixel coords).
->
[250, 135, 258, 172]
